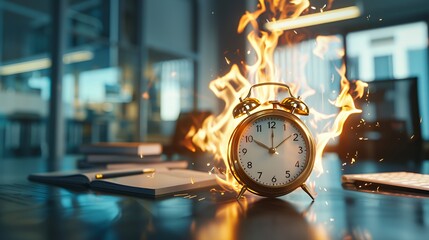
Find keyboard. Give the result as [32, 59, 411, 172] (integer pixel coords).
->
[342, 172, 429, 193]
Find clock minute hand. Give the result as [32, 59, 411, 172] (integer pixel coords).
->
[274, 134, 292, 149]
[271, 128, 274, 148]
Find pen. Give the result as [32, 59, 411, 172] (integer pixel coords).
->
[95, 168, 156, 179]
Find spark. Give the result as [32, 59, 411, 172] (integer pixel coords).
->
[224, 57, 231, 65]
[379, 18, 383, 21]
[351, 158, 356, 164]
[310, 6, 316, 10]
[325, 201, 329, 206]
[171, 71, 177, 77]
[410, 135, 415, 139]
[379, 158, 384, 162]
[191, 177, 195, 184]
[330, 218, 335, 222]
[247, 50, 251, 54]
[174, 193, 188, 197]
[293, 30, 298, 34]
[198, 197, 206, 201]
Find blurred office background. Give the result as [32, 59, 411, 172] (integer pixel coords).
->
[1, 0, 429, 163]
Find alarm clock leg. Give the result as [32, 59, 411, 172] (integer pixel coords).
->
[236, 186, 247, 200]
[301, 183, 317, 201]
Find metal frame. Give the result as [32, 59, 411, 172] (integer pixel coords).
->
[47, 0, 67, 170]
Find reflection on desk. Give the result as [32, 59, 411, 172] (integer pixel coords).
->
[1, 154, 429, 240]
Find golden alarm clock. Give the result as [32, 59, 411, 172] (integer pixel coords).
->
[227, 82, 316, 200]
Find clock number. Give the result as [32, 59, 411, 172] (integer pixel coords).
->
[247, 162, 253, 169]
[298, 146, 303, 154]
[245, 135, 254, 143]
[271, 176, 277, 182]
[267, 121, 276, 129]
[242, 148, 247, 155]
[257, 172, 262, 179]
[283, 124, 286, 131]
[295, 161, 300, 167]
[285, 170, 291, 178]
[293, 133, 299, 141]
[256, 125, 262, 132]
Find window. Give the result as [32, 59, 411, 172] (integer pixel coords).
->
[346, 22, 429, 140]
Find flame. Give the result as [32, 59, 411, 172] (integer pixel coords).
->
[191, 0, 367, 191]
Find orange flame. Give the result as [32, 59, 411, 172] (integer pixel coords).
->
[191, 0, 367, 190]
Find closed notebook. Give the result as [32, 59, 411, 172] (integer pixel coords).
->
[28, 168, 217, 197]
[84, 154, 164, 163]
[80, 142, 162, 156]
[76, 159, 189, 170]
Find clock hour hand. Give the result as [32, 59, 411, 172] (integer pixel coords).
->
[253, 139, 271, 151]
[274, 134, 292, 149]
[254, 139, 278, 154]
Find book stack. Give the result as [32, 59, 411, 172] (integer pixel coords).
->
[78, 142, 188, 170]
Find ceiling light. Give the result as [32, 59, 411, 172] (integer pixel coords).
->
[0, 50, 94, 76]
[265, 6, 361, 32]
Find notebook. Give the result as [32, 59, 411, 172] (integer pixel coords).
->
[28, 168, 217, 197]
[80, 142, 162, 156]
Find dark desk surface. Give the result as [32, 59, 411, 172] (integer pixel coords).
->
[1, 154, 429, 240]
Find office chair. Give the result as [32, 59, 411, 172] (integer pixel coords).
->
[338, 77, 422, 164]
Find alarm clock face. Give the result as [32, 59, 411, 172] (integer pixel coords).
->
[229, 109, 314, 194]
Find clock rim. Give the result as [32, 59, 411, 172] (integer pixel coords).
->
[227, 108, 316, 197]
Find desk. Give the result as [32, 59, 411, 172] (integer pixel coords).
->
[1, 154, 429, 240]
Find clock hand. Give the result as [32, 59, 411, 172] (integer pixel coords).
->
[271, 128, 274, 148]
[253, 139, 271, 151]
[274, 134, 292, 149]
[254, 139, 278, 155]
